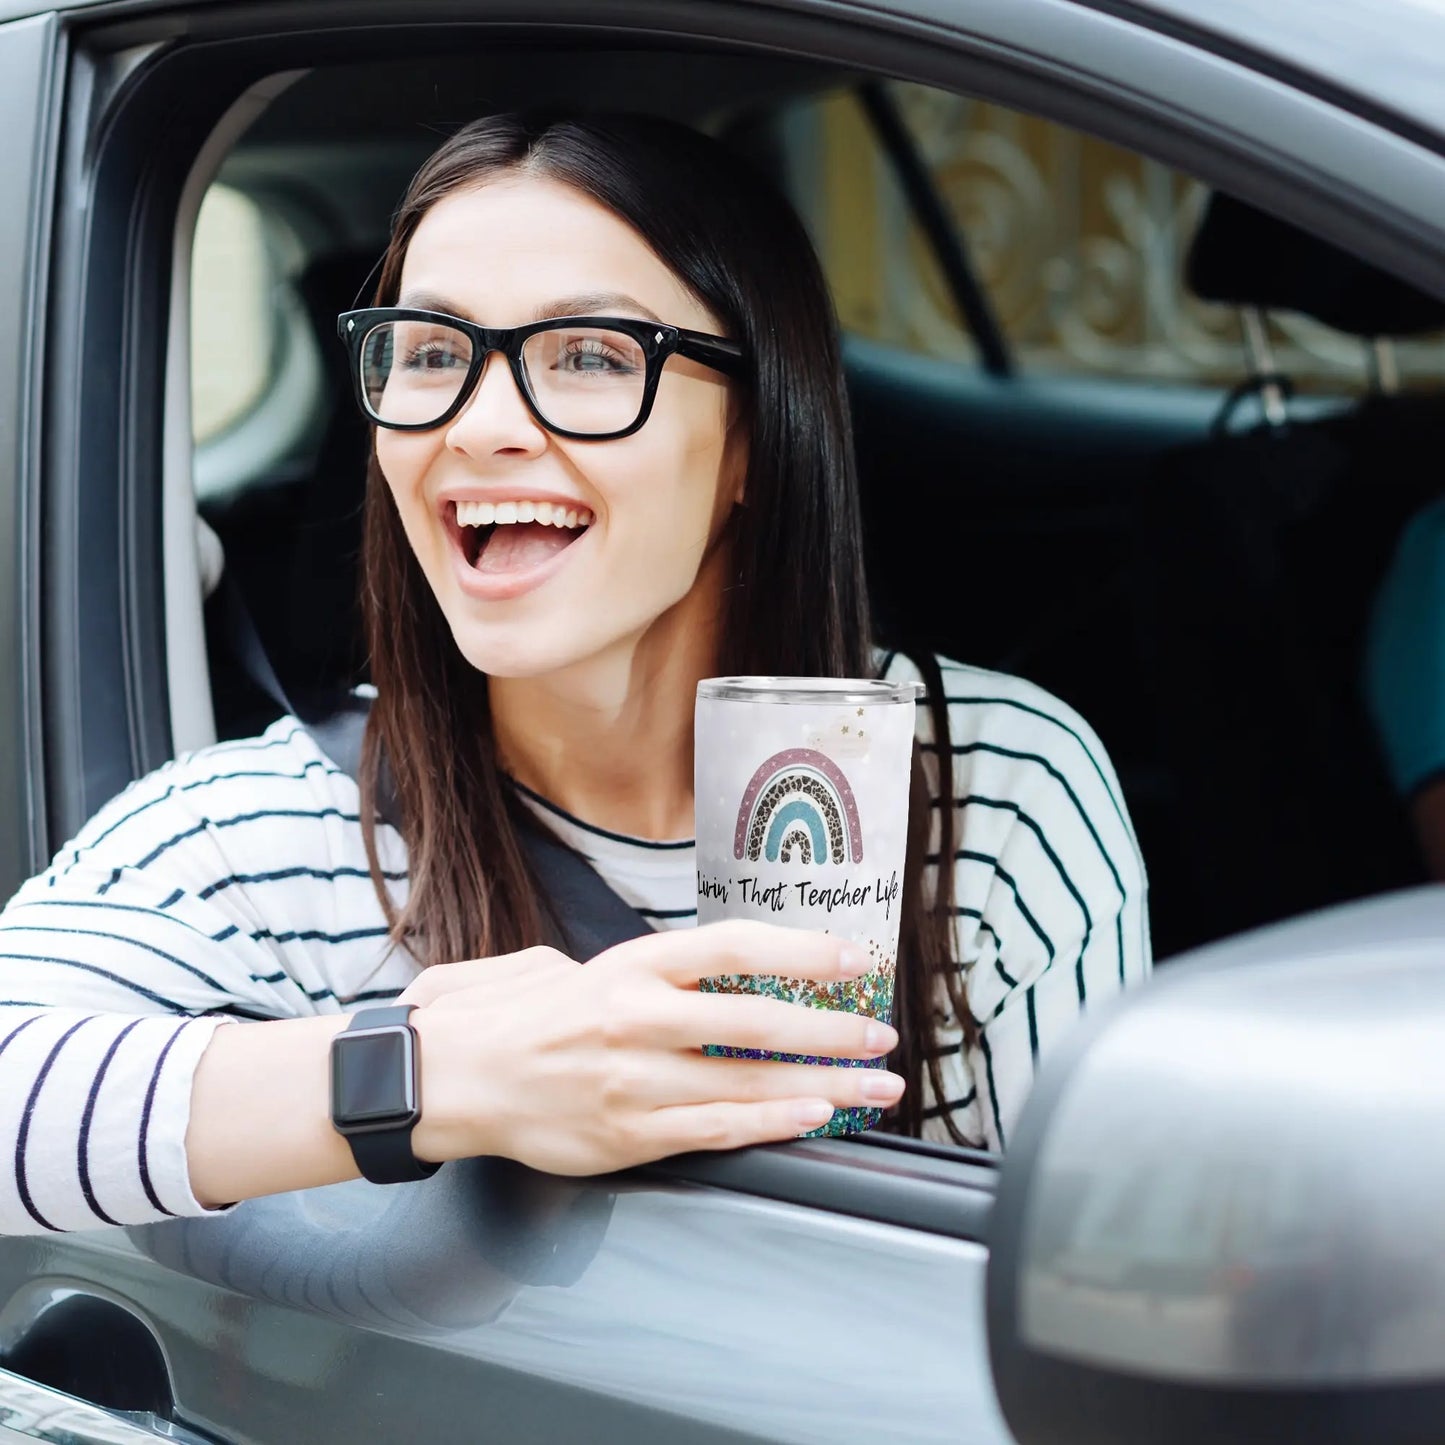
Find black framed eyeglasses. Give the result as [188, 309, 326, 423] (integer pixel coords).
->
[336, 307, 746, 440]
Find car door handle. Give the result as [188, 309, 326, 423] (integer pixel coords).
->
[0, 1364, 217, 1444]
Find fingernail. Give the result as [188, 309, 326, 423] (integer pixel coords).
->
[865, 1021, 898, 1054]
[838, 945, 869, 977]
[862, 1071, 905, 1103]
[795, 1099, 835, 1130]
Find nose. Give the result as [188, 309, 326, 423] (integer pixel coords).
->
[443, 350, 548, 460]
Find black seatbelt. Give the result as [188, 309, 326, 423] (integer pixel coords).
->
[217, 574, 653, 961]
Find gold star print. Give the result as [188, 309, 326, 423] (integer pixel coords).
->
[842, 725, 849, 733]
[857, 708, 864, 716]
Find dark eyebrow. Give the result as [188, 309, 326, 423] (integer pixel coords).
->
[395, 289, 476, 320]
[393, 290, 664, 325]
[534, 293, 664, 324]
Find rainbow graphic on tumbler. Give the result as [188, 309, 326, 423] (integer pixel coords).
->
[733, 748, 863, 865]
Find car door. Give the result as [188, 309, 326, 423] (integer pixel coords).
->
[0, 1143, 1004, 1444]
[4, 2, 1445, 1444]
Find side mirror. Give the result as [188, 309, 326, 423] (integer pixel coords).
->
[986, 890, 1445, 1445]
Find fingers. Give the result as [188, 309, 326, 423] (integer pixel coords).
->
[645, 989, 897, 1059]
[620, 1053, 904, 1111]
[597, 920, 869, 988]
[636, 1098, 853, 1159]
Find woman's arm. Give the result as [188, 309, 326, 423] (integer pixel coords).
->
[964, 724, 1148, 1149]
[4, 894, 900, 1229]
[184, 1013, 354, 1208]
[0, 721, 407, 1234]
[1, 718, 902, 1233]
[184, 926, 901, 1211]
[913, 659, 1151, 1151]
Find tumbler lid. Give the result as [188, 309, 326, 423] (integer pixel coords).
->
[696, 676, 923, 705]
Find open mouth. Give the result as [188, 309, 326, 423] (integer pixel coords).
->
[449, 499, 594, 575]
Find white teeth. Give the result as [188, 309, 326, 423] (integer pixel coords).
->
[453, 500, 592, 529]
[455, 500, 495, 527]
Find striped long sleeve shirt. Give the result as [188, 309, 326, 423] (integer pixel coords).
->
[0, 654, 1148, 1234]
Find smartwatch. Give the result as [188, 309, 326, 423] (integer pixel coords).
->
[329, 1004, 441, 1184]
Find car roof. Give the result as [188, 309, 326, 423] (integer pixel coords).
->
[13, 0, 1445, 150]
[1063, 0, 1445, 145]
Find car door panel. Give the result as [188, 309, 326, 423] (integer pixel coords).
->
[0, 1159, 1005, 1445]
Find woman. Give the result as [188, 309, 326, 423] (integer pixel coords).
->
[0, 113, 1148, 1235]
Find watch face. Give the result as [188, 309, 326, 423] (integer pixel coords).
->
[332, 1028, 417, 1127]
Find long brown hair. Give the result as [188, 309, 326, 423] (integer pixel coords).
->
[357, 113, 976, 1143]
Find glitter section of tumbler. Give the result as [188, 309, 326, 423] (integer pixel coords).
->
[699, 944, 898, 1134]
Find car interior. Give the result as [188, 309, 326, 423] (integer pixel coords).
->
[183, 44, 1445, 964]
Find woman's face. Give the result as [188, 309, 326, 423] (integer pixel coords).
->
[376, 174, 745, 680]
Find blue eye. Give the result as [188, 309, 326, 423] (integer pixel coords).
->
[403, 341, 468, 372]
[558, 339, 637, 375]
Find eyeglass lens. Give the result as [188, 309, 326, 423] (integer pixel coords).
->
[359, 319, 650, 434]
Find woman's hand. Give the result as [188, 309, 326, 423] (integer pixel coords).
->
[404, 921, 902, 1175]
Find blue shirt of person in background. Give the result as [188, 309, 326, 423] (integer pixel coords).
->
[1366, 495, 1445, 880]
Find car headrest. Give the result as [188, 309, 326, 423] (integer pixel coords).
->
[1186, 192, 1445, 337]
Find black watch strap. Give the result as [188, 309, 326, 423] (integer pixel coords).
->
[331, 1004, 441, 1185]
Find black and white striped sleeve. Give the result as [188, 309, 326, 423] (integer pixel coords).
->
[0, 719, 409, 1235]
[889, 654, 1151, 1152]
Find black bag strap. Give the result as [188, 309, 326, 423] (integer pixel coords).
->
[218, 574, 652, 961]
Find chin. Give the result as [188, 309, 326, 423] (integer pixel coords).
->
[446, 619, 597, 681]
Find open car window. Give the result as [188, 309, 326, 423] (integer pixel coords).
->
[174, 54, 1436, 1177]
[780, 80, 1445, 399]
